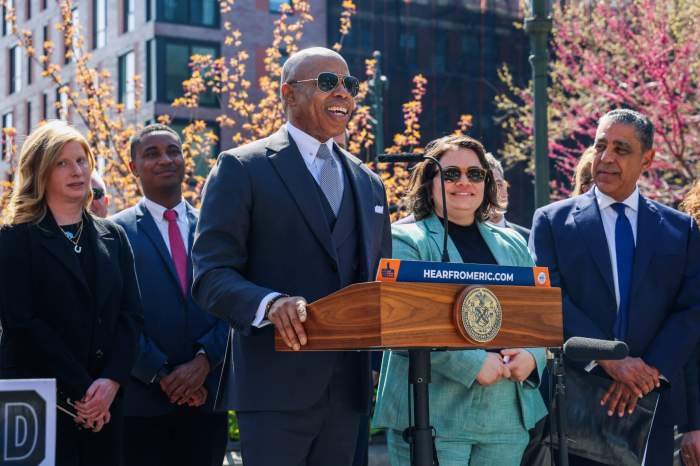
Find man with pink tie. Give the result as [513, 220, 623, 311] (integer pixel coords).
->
[112, 124, 228, 466]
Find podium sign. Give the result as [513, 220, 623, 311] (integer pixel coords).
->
[0, 379, 56, 466]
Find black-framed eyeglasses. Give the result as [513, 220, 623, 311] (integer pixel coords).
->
[92, 187, 105, 200]
[443, 166, 488, 183]
[287, 72, 360, 97]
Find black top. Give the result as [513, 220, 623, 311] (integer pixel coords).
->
[447, 220, 497, 265]
[59, 217, 97, 299]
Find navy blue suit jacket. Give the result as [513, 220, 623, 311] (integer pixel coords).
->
[530, 189, 700, 428]
[112, 200, 228, 416]
[192, 126, 391, 413]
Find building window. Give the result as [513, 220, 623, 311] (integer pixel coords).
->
[25, 101, 32, 133]
[10, 46, 22, 94]
[170, 118, 221, 161]
[146, 38, 155, 102]
[93, 0, 108, 49]
[124, 0, 136, 32]
[146, 0, 153, 22]
[41, 0, 47, 11]
[27, 49, 33, 85]
[65, 7, 81, 64]
[119, 50, 136, 109]
[42, 92, 48, 120]
[42, 25, 49, 71]
[2, 0, 14, 37]
[157, 0, 219, 28]
[1, 112, 13, 160]
[56, 87, 68, 119]
[157, 38, 219, 106]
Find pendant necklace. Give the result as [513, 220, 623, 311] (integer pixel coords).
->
[60, 219, 84, 254]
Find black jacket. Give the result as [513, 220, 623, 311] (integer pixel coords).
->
[0, 212, 143, 402]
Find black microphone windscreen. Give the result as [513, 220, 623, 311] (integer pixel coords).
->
[377, 155, 425, 163]
[563, 337, 629, 362]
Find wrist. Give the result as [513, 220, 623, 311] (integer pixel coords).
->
[264, 293, 290, 319]
[153, 365, 170, 384]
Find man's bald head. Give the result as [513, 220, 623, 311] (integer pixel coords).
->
[280, 47, 348, 90]
[279, 47, 354, 142]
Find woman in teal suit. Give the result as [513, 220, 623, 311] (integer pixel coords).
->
[373, 135, 547, 466]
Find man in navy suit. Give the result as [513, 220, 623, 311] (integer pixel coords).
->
[112, 124, 228, 466]
[530, 109, 700, 466]
[192, 47, 391, 466]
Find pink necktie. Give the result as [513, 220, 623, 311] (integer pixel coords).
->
[163, 209, 188, 296]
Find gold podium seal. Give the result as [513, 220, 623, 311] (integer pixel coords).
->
[453, 286, 502, 343]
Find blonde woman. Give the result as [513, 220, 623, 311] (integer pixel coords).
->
[0, 120, 143, 466]
[571, 147, 596, 196]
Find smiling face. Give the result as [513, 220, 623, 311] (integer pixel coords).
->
[592, 120, 654, 201]
[282, 55, 355, 142]
[431, 148, 486, 225]
[46, 141, 91, 207]
[130, 131, 185, 198]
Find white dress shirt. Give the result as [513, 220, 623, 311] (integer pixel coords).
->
[251, 123, 346, 327]
[286, 121, 345, 194]
[593, 186, 639, 309]
[585, 186, 639, 371]
[142, 197, 190, 254]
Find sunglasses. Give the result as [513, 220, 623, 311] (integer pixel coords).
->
[92, 187, 105, 200]
[442, 166, 488, 183]
[287, 72, 360, 97]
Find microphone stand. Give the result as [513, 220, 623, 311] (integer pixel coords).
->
[378, 154, 448, 466]
[549, 348, 569, 466]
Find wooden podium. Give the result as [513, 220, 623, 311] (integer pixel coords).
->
[274, 280, 563, 466]
[275, 281, 563, 351]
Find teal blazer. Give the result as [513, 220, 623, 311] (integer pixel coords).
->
[372, 214, 548, 437]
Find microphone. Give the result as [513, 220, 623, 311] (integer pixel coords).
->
[377, 153, 450, 263]
[377, 154, 427, 163]
[563, 337, 629, 362]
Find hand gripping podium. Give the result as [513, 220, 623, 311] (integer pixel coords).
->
[275, 279, 563, 466]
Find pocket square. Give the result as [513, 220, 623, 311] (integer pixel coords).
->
[374, 205, 384, 214]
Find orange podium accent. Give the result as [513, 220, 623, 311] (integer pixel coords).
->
[275, 281, 563, 351]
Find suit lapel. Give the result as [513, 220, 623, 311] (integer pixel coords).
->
[630, 196, 661, 297]
[267, 127, 338, 265]
[423, 215, 463, 263]
[572, 192, 616, 299]
[89, 216, 117, 312]
[185, 203, 197, 291]
[477, 222, 511, 266]
[38, 212, 90, 295]
[335, 143, 373, 278]
[135, 200, 183, 291]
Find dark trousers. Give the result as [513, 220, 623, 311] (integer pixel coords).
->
[56, 403, 124, 466]
[353, 415, 370, 466]
[123, 409, 228, 466]
[237, 356, 364, 466]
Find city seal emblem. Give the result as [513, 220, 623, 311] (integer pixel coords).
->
[453, 286, 502, 343]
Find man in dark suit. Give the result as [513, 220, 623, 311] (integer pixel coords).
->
[112, 124, 228, 466]
[530, 109, 700, 465]
[192, 47, 391, 466]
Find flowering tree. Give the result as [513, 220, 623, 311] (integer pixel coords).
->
[1, 0, 471, 221]
[0, 0, 152, 214]
[496, 0, 700, 202]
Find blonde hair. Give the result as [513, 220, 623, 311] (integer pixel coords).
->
[680, 181, 700, 224]
[572, 147, 596, 197]
[3, 120, 94, 225]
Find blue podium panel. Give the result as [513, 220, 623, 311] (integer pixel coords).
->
[375, 258, 550, 288]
